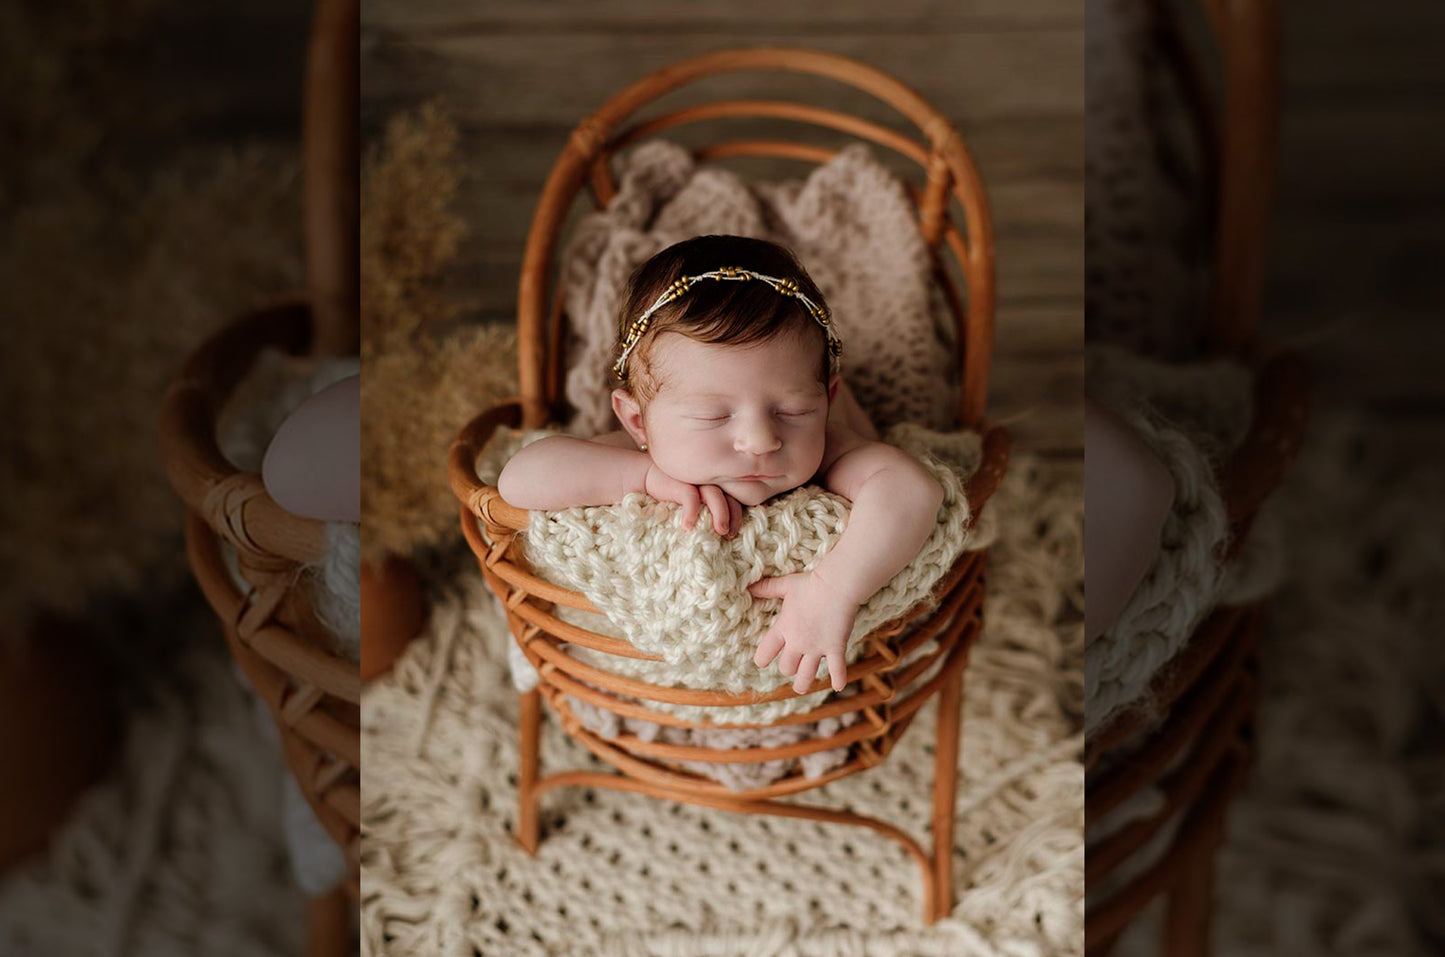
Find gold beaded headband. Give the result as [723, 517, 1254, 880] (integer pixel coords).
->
[613, 266, 843, 382]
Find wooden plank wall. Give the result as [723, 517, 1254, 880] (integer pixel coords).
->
[360, 1, 1086, 456]
[1266, 1, 1445, 460]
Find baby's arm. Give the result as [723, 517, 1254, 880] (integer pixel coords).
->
[497, 434, 739, 536]
[814, 442, 945, 607]
[751, 439, 944, 692]
[497, 434, 649, 510]
[1083, 398, 1174, 644]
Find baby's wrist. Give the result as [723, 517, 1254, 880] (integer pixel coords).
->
[639, 458, 670, 498]
[812, 565, 868, 608]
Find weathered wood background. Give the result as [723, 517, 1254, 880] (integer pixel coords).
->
[158, 0, 1445, 459]
[359, 0, 1086, 455]
[1262, 4, 1445, 461]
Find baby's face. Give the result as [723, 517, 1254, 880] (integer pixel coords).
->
[638, 329, 831, 507]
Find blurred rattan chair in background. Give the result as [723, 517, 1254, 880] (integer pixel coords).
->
[1084, 1, 1309, 953]
[449, 48, 1011, 923]
[158, 1, 360, 954]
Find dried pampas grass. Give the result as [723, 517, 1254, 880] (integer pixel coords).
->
[361, 103, 518, 565]
[0, 147, 303, 638]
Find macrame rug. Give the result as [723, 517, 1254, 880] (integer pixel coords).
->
[361, 451, 1085, 957]
[0, 593, 303, 957]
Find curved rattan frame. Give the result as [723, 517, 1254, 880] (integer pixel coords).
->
[509, 45, 996, 434]
[1084, 2, 1308, 955]
[156, 1, 359, 954]
[449, 47, 1012, 924]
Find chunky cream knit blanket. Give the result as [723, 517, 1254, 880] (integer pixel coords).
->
[1083, 344, 1282, 738]
[477, 423, 996, 726]
[558, 139, 958, 437]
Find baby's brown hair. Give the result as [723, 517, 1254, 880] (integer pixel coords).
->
[612, 235, 832, 402]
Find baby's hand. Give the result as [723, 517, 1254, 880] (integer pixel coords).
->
[643, 464, 742, 537]
[750, 571, 860, 693]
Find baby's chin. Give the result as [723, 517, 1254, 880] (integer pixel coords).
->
[718, 478, 795, 507]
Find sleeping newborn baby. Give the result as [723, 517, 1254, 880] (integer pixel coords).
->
[498, 234, 945, 694]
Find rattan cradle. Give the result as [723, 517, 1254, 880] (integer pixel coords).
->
[448, 47, 1012, 924]
[156, 1, 359, 955]
[1084, 0, 1309, 954]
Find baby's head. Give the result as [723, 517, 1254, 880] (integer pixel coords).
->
[610, 235, 840, 506]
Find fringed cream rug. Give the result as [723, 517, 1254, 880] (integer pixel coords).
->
[360, 452, 1085, 957]
[0, 593, 303, 956]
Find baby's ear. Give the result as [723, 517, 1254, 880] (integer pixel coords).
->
[611, 388, 647, 446]
[827, 375, 841, 404]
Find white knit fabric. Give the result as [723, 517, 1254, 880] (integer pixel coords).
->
[361, 450, 1084, 956]
[1081, 345, 1291, 920]
[559, 140, 959, 438]
[1083, 344, 1274, 738]
[0, 638, 303, 956]
[477, 423, 996, 726]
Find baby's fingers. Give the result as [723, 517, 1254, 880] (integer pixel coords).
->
[754, 628, 786, 668]
[778, 645, 804, 678]
[699, 485, 728, 536]
[793, 653, 821, 694]
[679, 487, 701, 530]
[824, 654, 847, 691]
[726, 492, 744, 538]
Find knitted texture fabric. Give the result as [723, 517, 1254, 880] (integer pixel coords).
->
[476, 423, 996, 726]
[559, 139, 958, 438]
[0, 632, 303, 956]
[361, 449, 1084, 956]
[1083, 344, 1275, 738]
[1085, 0, 1209, 360]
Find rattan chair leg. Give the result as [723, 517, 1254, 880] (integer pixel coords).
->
[1163, 825, 1219, 957]
[928, 665, 965, 923]
[517, 688, 543, 853]
[305, 885, 351, 957]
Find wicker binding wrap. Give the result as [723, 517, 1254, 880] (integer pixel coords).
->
[157, 2, 359, 955]
[448, 47, 1012, 924]
[1084, 1, 1310, 954]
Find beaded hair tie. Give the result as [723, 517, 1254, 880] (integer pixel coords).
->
[612, 266, 843, 382]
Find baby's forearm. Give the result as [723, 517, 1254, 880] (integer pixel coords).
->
[496, 436, 650, 509]
[813, 465, 944, 606]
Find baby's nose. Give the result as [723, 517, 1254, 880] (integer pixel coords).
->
[734, 419, 782, 454]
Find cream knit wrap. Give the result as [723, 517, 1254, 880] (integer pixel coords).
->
[1083, 343, 1284, 735]
[477, 423, 996, 725]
